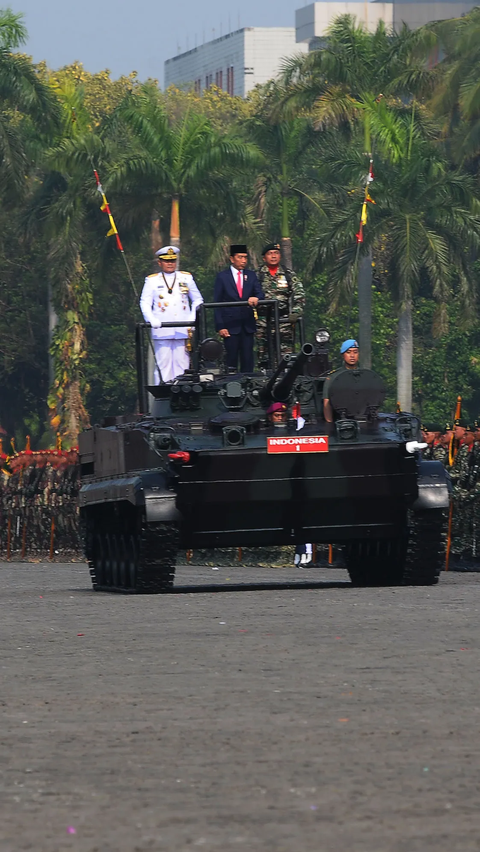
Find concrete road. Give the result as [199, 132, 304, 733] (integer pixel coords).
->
[1, 562, 480, 852]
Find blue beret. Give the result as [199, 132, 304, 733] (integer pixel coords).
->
[340, 339, 359, 354]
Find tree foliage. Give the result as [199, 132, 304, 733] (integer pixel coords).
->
[2, 8, 480, 443]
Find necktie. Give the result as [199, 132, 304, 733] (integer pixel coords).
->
[236, 270, 243, 298]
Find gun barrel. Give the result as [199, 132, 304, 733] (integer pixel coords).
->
[263, 343, 313, 403]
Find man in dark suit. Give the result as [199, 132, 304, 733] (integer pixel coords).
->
[214, 244, 264, 373]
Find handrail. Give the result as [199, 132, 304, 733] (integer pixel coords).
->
[136, 299, 305, 409]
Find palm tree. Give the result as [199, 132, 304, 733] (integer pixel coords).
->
[0, 8, 60, 201]
[24, 80, 101, 445]
[426, 7, 480, 165]
[106, 83, 263, 256]
[306, 131, 480, 410]
[243, 82, 317, 268]
[280, 14, 438, 371]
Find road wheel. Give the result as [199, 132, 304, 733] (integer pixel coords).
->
[136, 522, 178, 593]
[110, 534, 120, 588]
[103, 534, 113, 586]
[402, 509, 447, 586]
[118, 535, 128, 588]
[126, 534, 137, 590]
[92, 533, 105, 589]
[345, 538, 406, 587]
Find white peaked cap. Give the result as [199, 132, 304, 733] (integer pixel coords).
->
[155, 245, 180, 259]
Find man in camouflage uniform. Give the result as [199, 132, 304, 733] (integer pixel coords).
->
[450, 419, 477, 561]
[463, 417, 480, 566]
[256, 242, 305, 368]
[421, 422, 443, 461]
[438, 422, 453, 468]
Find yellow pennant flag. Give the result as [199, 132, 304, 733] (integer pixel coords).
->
[361, 189, 376, 226]
[95, 175, 124, 251]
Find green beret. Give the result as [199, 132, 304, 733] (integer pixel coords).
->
[262, 242, 281, 255]
[454, 418, 468, 428]
[443, 422, 453, 432]
[422, 422, 442, 433]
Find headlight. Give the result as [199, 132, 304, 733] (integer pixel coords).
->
[315, 329, 330, 345]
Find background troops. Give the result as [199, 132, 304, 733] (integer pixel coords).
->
[420, 419, 480, 567]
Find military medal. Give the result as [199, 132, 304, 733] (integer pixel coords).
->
[162, 272, 176, 295]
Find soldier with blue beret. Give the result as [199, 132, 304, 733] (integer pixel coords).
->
[323, 340, 360, 422]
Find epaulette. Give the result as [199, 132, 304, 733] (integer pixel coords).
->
[146, 273, 158, 278]
[180, 271, 191, 276]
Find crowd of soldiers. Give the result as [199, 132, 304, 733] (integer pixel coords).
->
[422, 418, 480, 569]
[0, 446, 81, 559]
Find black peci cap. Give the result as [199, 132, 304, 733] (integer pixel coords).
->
[230, 244, 248, 255]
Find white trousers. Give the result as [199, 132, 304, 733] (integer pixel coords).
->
[153, 338, 189, 383]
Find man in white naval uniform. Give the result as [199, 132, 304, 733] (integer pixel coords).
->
[140, 245, 203, 383]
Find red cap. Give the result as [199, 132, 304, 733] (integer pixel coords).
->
[267, 403, 288, 416]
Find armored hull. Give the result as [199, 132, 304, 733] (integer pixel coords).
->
[79, 305, 449, 591]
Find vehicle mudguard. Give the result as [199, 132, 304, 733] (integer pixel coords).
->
[79, 472, 182, 522]
[413, 459, 451, 511]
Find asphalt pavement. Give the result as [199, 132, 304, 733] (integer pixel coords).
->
[1, 561, 480, 852]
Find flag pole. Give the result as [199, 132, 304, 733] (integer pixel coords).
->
[445, 395, 462, 571]
[89, 161, 164, 385]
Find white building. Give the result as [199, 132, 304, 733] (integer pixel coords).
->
[164, 28, 307, 97]
[296, 1, 478, 48]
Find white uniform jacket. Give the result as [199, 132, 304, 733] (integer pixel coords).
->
[139, 271, 203, 340]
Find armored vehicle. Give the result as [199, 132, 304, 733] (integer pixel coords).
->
[78, 301, 449, 592]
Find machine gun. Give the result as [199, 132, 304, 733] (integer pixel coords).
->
[261, 343, 314, 403]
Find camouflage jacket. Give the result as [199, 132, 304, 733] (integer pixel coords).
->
[433, 445, 449, 466]
[449, 444, 475, 489]
[256, 264, 305, 318]
[466, 442, 480, 493]
[423, 443, 448, 465]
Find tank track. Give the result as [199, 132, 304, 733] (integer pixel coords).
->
[345, 509, 447, 587]
[88, 519, 178, 594]
[344, 538, 406, 587]
[402, 508, 447, 586]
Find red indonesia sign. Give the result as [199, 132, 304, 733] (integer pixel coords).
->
[267, 436, 329, 454]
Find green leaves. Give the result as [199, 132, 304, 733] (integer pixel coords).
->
[104, 84, 264, 251]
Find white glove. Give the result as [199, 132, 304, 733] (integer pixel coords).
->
[150, 322, 162, 329]
[406, 441, 427, 454]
